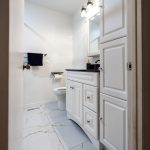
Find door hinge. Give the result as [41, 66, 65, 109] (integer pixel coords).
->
[127, 62, 132, 71]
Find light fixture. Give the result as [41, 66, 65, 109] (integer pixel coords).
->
[81, 6, 86, 17]
[87, 0, 93, 11]
[80, 0, 100, 18]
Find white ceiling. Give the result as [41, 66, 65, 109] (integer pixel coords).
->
[26, 0, 83, 15]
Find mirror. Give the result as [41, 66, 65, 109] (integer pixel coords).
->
[88, 13, 100, 56]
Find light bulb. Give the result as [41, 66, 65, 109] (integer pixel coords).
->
[87, 1, 93, 11]
[81, 7, 86, 17]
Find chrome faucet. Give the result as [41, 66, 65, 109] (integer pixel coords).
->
[95, 60, 100, 63]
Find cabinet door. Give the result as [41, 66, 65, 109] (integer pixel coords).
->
[100, 37, 128, 100]
[66, 80, 74, 114]
[100, 94, 127, 150]
[73, 82, 83, 126]
[100, 0, 127, 43]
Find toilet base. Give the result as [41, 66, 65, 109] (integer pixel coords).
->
[57, 99, 66, 110]
[56, 94, 66, 110]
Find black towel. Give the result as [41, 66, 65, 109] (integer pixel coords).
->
[28, 53, 43, 66]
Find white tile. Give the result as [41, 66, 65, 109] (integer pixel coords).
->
[47, 109, 67, 124]
[24, 108, 50, 129]
[54, 120, 89, 149]
[23, 131, 64, 150]
[23, 101, 97, 150]
[23, 126, 54, 138]
[70, 141, 98, 150]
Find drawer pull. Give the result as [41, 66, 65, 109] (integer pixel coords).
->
[87, 120, 91, 123]
[87, 96, 91, 99]
[70, 87, 74, 89]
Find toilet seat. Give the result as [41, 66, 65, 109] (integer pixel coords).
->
[54, 87, 67, 91]
[54, 87, 66, 95]
[55, 87, 66, 91]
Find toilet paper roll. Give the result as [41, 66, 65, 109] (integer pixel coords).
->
[54, 74, 63, 80]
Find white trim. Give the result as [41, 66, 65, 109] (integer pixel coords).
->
[127, 0, 137, 149]
[137, 0, 142, 149]
[24, 99, 55, 110]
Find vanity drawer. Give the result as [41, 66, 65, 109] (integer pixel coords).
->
[83, 107, 98, 139]
[67, 71, 99, 86]
[83, 85, 98, 113]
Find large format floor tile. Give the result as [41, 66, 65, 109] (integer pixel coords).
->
[23, 101, 98, 150]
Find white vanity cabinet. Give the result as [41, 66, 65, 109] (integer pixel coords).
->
[66, 80, 83, 126]
[100, 0, 127, 43]
[66, 71, 100, 149]
[99, 0, 129, 148]
[100, 94, 127, 150]
[100, 37, 128, 100]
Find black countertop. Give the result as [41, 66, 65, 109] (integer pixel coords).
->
[66, 69, 100, 72]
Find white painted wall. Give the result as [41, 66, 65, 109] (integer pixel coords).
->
[24, 1, 73, 107]
[9, 0, 24, 150]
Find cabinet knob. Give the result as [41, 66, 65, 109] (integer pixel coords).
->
[87, 96, 90, 99]
[87, 120, 91, 123]
[99, 67, 103, 71]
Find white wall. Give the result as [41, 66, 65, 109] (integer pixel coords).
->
[24, 2, 73, 107]
[9, 0, 24, 150]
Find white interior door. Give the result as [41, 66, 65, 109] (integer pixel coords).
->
[100, 94, 127, 150]
[100, 0, 127, 43]
[100, 37, 128, 100]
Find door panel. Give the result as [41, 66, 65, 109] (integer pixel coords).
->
[73, 82, 83, 126]
[100, 37, 127, 100]
[100, 94, 127, 150]
[66, 80, 73, 114]
[100, 0, 127, 43]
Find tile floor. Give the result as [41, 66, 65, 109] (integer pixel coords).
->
[23, 101, 97, 150]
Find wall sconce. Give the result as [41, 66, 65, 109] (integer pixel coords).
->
[81, 6, 86, 17]
[87, 0, 93, 11]
[81, 0, 100, 18]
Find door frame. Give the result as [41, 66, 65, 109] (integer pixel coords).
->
[127, 0, 140, 149]
[136, 0, 142, 149]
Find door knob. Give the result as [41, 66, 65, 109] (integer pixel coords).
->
[99, 117, 103, 121]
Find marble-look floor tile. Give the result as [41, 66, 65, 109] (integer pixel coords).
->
[53, 120, 89, 149]
[23, 101, 98, 150]
[70, 141, 98, 150]
[24, 108, 50, 129]
[23, 131, 64, 150]
[47, 109, 67, 124]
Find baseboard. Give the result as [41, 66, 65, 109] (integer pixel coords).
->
[24, 99, 56, 110]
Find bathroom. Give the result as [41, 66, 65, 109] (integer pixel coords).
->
[23, 0, 101, 150]
[21, 0, 136, 150]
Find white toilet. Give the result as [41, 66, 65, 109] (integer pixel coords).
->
[54, 87, 66, 110]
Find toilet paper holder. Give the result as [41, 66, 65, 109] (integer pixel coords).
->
[51, 72, 64, 77]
